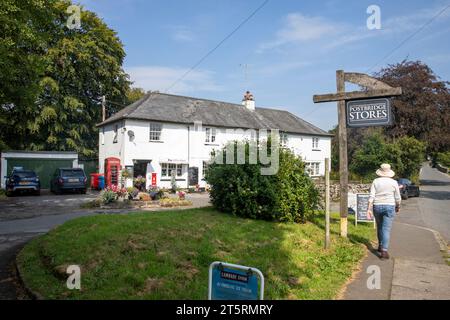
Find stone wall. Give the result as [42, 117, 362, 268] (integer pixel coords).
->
[314, 182, 371, 202]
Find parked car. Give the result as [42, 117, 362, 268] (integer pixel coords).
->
[50, 168, 87, 194]
[397, 178, 420, 200]
[5, 168, 40, 196]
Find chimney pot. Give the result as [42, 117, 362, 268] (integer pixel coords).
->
[242, 91, 255, 111]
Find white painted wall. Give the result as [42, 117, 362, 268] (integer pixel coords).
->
[98, 121, 126, 174]
[284, 134, 331, 176]
[99, 119, 332, 189]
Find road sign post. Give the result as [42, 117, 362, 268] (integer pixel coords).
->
[313, 71, 402, 238]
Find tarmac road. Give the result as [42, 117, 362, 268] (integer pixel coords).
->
[417, 163, 450, 243]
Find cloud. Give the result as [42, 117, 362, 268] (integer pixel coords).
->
[256, 61, 313, 76]
[260, 5, 450, 53]
[125, 66, 223, 94]
[168, 25, 195, 42]
[259, 13, 343, 51]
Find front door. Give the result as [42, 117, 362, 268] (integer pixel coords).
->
[188, 167, 199, 186]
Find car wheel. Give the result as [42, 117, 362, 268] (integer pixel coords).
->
[403, 191, 409, 200]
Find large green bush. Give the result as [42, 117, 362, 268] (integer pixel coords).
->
[205, 140, 319, 223]
[436, 151, 450, 167]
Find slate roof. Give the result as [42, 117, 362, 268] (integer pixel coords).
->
[97, 92, 332, 136]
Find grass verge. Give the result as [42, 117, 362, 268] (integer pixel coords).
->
[17, 208, 375, 299]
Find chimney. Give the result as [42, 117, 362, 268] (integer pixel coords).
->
[242, 91, 255, 111]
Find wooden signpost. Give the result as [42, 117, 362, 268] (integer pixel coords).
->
[313, 71, 402, 237]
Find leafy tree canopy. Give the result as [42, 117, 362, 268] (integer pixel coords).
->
[0, 0, 132, 157]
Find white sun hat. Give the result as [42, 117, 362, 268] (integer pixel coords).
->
[376, 163, 395, 178]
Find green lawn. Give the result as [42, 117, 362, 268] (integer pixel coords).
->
[17, 208, 375, 300]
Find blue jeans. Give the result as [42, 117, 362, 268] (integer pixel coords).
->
[373, 205, 396, 251]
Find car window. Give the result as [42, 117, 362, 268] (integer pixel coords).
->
[398, 178, 411, 185]
[61, 169, 85, 177]
[14, 171, 36, 178]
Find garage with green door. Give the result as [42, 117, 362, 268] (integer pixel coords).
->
[1, 151, 79, 189]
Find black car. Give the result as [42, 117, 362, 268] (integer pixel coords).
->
[397, 178, 420, 200]
[50, 168, 87, 194]
[5, 168, 41, 196]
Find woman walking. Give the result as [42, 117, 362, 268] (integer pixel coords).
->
[367, 164, 401, 260]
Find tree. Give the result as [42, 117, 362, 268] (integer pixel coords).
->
[0, 0, 57, 150]
[376, 60, 450, 153]
[0, 0, 131, 156]
[349, 133, 425, 182]
[126, 87, 146, 105]
[393, 136, 426, 181]
[350, 133, 391, 180]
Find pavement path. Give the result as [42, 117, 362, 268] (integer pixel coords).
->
[343, 163, 450, 300]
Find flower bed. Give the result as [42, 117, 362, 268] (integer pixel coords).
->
[81, 186, 193, 210]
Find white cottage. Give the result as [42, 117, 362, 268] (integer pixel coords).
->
[97, 92, 332, 189]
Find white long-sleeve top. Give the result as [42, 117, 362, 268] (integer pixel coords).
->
[369, 177, 401, 206]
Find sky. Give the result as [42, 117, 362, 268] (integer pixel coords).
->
[77, 0, 450, 131]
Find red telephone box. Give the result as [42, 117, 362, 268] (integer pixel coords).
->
[105, 157, 121, 188]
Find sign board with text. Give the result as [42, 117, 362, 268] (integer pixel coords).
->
[346, 98, 392, 127]
[208, 262, 264, 300]
[355, 193, 375, 227]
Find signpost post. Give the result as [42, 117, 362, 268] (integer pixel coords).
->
[325, 158, 330, 249]
[208, 262, 264, 300]
[313, 71, 402, 237]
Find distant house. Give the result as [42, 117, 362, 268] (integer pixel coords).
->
[97, 92, 332, 189]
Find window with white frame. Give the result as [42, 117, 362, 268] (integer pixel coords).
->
[205, 127, 216, 143]
[312, 137, 320, 149]
[149, 122, 162, 141]
[305, 162, 320, 176]
[280, 132, 288, 146]
[161, 163, 183, 177]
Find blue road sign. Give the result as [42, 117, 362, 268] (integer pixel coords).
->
[209, 262, 264, 300]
